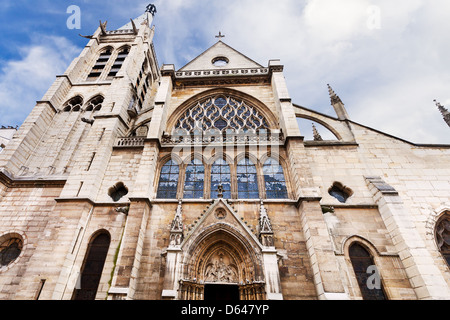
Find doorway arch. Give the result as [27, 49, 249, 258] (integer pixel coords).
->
[180, 224, 266, 300]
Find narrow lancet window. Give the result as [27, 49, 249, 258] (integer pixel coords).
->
[237, 158, 259, 199]
[211, 158, 231, 199]
[263, 158, 288, 199]
[349, 243, 387, 300]
[183, 159, 205, 199]
[157, 160, 180, 199]
[87, 48, 112, 80]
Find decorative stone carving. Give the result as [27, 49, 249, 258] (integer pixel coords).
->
[169, 200, 184, 247]
[204, 251, 238, 283]
[259, 201, 274, 247]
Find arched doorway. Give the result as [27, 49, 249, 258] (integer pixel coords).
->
[179, 226, 266, 301]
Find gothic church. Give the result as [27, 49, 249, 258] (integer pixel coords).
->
[0, 7, 449, 300]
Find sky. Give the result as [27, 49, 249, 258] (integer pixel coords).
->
[0, 0, 449, 144]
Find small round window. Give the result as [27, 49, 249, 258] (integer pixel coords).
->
[0, 237, 23, 267]
[212, 56, 229, 67]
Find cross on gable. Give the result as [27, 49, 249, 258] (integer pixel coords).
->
[215, 31, 225, 40]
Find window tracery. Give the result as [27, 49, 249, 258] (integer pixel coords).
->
[63, 96, 83, 112]
[174, 96, 269, 135]
[85, 96, 104, 112]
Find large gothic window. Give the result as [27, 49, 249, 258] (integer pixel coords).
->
[211, 158, 231, 199]
[174, 96, 269, 134]
[184, 159, 205, 199]
[157, 159, 180, 199]
[436, 213, 450, 267]
[73, 232, 110, 300]
[263, 158, 288, 199]
[237, 158, 259, 199]
[349, 243, 387, 300]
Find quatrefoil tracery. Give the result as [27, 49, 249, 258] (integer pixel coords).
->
[175, 96, 270, 135]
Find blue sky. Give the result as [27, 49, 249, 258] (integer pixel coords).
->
[1, 0, 449, 144]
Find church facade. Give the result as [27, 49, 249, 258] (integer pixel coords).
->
[0, 8, 449, 300]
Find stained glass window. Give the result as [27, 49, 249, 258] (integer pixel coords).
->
[263, 158, 288, 199]
[184, 159, 205, 199]
[0, 238, 22, 267]
[175, 96, 269, 134]
[237, 158, 259, 199]
[436, 214, 450, 267]
[157, 160, 180, 199]
[211, 158, 231, 199]
[107, 47, 129, 79]
[349, 243, 387, 300]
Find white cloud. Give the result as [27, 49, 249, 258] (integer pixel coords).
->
[0, 35, 79, 126]
[3, 1, 449, 144]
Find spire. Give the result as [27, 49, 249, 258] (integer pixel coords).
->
[312, 123, 323, 141]
[434, 100, 450, 127]
[259, 201, 274, 247]
[327, 84, 349, 121]
[118, 4, 156, 31]
[327, 84, 343, 105]
[169, 200, 184, 247]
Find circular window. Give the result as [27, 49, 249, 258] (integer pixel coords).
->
[0, 237, 23, 267]
[212, 56, 229, 67]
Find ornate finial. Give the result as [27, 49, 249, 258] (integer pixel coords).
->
[312, 123, 323, 141]
[327, 84, 343, 105]
[215, 31, 225, 40]
[259, 200, 274, 247]
[434, 99, 450, 127]
[169, 200, 184, 247]
[146, 4, 157, 16]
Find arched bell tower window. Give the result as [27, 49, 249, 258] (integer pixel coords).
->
[237, 158, 259, 199]
[157, 159, 180, 199]
[107, 47, 130, 79]
[183, 159, 205, 199]
[63, 96, 83, 112]
[85, 95, 104, 112]
[435, 213, 450, 267]
[349, 243, 387, 300]
[211, 158, 231, 199]
[263, 158, 288, 199]
[87, 47, 112, 81]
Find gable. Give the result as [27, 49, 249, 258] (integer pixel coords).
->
[181, 199, 263, 251]
[179, 41, 263, 71]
